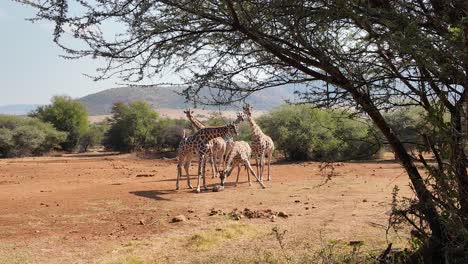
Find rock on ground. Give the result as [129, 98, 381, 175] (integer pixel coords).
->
[212, 185, 224, 192]
[171, 215, 187, 223]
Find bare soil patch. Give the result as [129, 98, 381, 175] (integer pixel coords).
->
[0, 152, 412, 263]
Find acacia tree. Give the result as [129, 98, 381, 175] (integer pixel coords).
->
[18, 0, 467, 261]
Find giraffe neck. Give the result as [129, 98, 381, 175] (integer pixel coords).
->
[187, 115, 206, 130]
[225, 148, 237, 171]
[247, 116, 264, 139]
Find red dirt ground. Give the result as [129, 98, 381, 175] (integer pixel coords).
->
[0, 152, 413, 263]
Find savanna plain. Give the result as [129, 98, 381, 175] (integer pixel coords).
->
[0, 152, 413, 263]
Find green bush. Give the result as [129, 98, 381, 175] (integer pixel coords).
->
[0, 115, 67, 157]
[30, 96, 89, 151]
[204, 112, 229, 126]
[155, 118, 189, 151]
[237, 122, 252, 143]
[257, 105, 381, 161]
[383, 106, 449, 157]
[0, 128, 14, 156]
[79, 121, 109, 151]
[103, 101, 160, 152]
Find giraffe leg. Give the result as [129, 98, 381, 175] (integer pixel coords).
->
[184, 157, 192, 189]
[215, 151, 221, 177]
[267, 151, 272, 181]
[210, 151, 217, 178]
[202, 156, 208, 190]
[235, 164, 241, 187]
[255, 155, 260, 180]
[196, 155, 203, 193]
[245, 162, 251, 186]
[259, 151, 266, 182]
[245, 160, 265, 188]
[176, 159, 182, 190]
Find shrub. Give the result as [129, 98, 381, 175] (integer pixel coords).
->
[155, 118, 189, 151]
[11, 125, 45, 157]
[0, 128, 14, 157]
[257, 105, 381, 161]
[30, 96, 89, 151]
[383, 106, 449, 157]
[79, 121, 109, 151]
[204, 112, 229, 126]
[237, 122, 252, 143]
[0, 115, 67, 157]
[103, 101, 160, 152]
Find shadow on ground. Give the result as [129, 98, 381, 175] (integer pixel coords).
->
[129, 189, 176, 201]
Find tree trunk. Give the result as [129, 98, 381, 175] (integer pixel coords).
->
[450, 107, 468, 226]
[343, 84, 445, 248]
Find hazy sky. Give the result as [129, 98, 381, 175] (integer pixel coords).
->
[0, 1, 175, 106]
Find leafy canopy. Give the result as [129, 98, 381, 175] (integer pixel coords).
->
[30, 96, 89, 151]
[103, 101, 160, 152]
[258, 105, 380, 161]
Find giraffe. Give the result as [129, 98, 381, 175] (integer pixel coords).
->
[243, 104, 275, 182]
[183, 109, 227, 178]
[176, 113, 245, 192]
[219, 141, 265, 188]
[225, 136, 235, 157]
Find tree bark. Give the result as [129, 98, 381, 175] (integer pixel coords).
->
[450, 106, 468, 226]
[341, 83, 444, 242]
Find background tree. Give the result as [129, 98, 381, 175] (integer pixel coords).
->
[204, 112, 229, 126]
[154, 118, 189, 151]
[79, 121, 108, 152]
[103, 101, 159, 152]
[30, 96, 88, 151]
[383, 107, 452, 159]
[20, 0, 467, 261]
[258, 105, 380, 161]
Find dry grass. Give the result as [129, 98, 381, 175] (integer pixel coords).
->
[187, 239, 381, 264]
[0, 244, 31, 264]
[187, 222, 266, 251]
[104, 256, 146, 264]
[97, 222, 406, 264]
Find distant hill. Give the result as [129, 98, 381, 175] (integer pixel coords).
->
[0, 104, 41, 115]
[78, 85, 309, 115]
[0, 84, 314, 116]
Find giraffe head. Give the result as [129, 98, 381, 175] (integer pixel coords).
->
[219, 169, 229, 186]
[183, 108, 194, 118]
[228, 112, 245, 136]
[242, 104, 253, 117]
[234, 112, 246, 124]
[225, 123, 239, 137]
